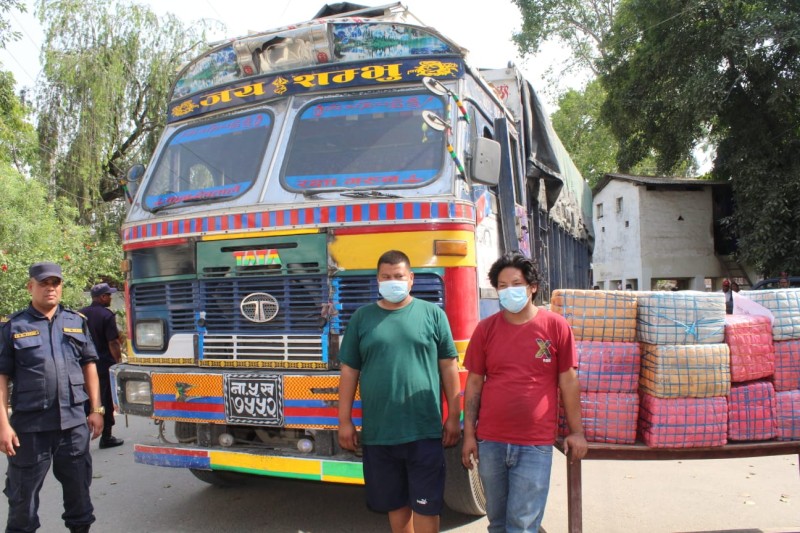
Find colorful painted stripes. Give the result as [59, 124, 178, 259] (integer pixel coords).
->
[134, 444, 364, 485]
[122, 201, 475, 244]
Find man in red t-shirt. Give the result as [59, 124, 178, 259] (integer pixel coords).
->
[461, 252, 587, 532]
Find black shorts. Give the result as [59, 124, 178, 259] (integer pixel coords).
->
[361, 438, 445, 516]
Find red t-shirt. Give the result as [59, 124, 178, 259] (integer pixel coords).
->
[464, 308, 577, 445]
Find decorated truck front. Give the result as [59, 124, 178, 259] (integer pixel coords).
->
[111, 2, 593, 516]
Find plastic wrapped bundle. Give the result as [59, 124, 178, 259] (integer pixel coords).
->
[639, 343, 730, 398]
[724, 314, 775, 382]
[551, 289, 637, 342]
[727, 380, 776, 441]
[637, 291, 725, 344]
[738, 289, 800, 341]
[575, 341, 641, 393]
[638, 393, 727, 448]
[559, 392, 639, 444]
[775, 390, 800, 441]
[773, 340, 800, 392]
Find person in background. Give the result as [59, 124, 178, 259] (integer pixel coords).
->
[80, 283, 124, 449]
[461, 252, 587, 533]
[731, 280, 740, 292]
[778, 273, 789, 289]
[722, 279, 733, 314]
[0, 262, 103, 533]
[338, 250, 461, 533]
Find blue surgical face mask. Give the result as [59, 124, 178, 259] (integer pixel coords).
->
[498, 286, 530, 313]
[379, 280, 410, 303]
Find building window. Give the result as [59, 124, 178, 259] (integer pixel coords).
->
[596, 203, 603, 219]
[616, 197, 623, 213]
[625, 220, 630, 227]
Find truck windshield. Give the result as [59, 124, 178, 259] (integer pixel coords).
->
[143, 111, 273, 211]
[281, 94, 445, 193]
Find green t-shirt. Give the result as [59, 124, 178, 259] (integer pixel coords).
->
[338, 298, 458, 445]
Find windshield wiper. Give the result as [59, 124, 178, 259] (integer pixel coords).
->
[340, 190, 401, 199]
[149, 195, 222, 213]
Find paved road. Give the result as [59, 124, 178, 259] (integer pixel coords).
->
[22, 414, 800, 532]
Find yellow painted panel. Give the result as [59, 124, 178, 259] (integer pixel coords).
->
[322, 475, 364, 485]
[210, 450, 321, 476]
[151, 373, 223, 397]
[330, 230, 475, 270]
[202, 228, 320, 241]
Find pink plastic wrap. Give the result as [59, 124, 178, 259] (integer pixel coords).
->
[559, 392, 639, 444]
[638, 393, 727, 448]
[775, 390, 800, 441]
[724, 314, 775, 382]
[773, 340, 800, 392]
[727, 380, 776, 441]
[576, 341, 641, 393]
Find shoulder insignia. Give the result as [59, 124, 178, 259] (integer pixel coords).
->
[75, 311, 87, 319]
[63, 327, 84, 334]
[0, 316, 8, 323]
[13, 330, 40, 339]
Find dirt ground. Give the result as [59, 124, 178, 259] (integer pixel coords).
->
[539, 447, 799, 533]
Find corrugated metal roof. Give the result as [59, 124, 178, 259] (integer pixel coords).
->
[593, 173, 730, 195]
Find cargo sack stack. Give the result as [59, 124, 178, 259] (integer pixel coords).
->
[552, 290, 639, 444]
[636, 291, 729, 447]
[727, 380, 777, 441]
[723, 315, 778, 441]
[740, 288, 800, 440]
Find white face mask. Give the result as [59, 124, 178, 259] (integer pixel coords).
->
[379, 280, 410, 303]
[498, 286, 530, 313]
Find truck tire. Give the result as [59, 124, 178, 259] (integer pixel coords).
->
[443, 441, 486, 516]
[189, 468, 248, 487]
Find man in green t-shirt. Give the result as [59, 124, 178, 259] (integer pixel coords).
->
[338, 249, 461, 533]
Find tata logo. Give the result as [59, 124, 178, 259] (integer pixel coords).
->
[233, 249, 281, 267]
[240, 293, 280, 323]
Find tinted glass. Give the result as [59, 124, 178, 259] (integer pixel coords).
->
[282, 94, 445, 192]
[144, 112, 272, 210]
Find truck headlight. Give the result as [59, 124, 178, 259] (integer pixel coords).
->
[135, 320, 164, 350]
[125, 380, 153, 405]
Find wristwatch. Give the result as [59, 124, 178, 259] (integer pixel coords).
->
[91, 406, 106, 415]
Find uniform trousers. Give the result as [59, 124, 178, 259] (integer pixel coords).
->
[3, 424, 94, 533]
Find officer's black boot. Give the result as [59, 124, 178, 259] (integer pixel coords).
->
[69, 525, 90, 533]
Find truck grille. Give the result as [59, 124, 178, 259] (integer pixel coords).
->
[202, 334, 323, 362]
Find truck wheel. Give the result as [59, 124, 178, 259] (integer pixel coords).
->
[443, 441, 486, 516]
[189, 468, 247, 487]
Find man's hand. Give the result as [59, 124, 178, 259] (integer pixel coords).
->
[563, 431, 588, 463]
[87, 412, 104, 440]
[0, 424, 19, 457]
[442, 417, 460, 448]
[337, 419, 358, 451]
[461, 433, 479, 470]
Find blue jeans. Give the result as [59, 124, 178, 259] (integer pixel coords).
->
[477, 440, 553, 533]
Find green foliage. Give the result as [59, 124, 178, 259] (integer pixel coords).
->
[0, 0, 24, 50]
[512, 0, 618, 79]
[35, 0, 209, 223]
[0, 69, 38, 171]
[0, 164, 121, 314]
[600, 0, 800, 274]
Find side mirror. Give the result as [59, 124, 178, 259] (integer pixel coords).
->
[125, 164, 145, 198]
[470, 138, 500, 186]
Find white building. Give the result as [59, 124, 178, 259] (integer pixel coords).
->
[591, 173, 750, 291]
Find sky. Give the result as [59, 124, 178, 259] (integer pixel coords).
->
[0, 0, 584, 113]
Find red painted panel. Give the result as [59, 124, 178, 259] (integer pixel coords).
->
[444, 266, 479, 340]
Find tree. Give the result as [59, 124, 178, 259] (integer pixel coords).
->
[0, 164, 121, 314]
[0, 0, 24, 50]
[600, 0, 800, 275]
[35, 0, 210, 223]
[512, 0, 619, 82]
[0, 69, 38, 171]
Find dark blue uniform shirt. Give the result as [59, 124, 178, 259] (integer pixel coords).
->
[0, 304, 99, 431]
[79, 302, 119, 365]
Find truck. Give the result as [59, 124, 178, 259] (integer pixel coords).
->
[112, 2, 593, 515]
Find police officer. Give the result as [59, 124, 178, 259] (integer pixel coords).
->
[0, 262, 104, 533]
[80, 283, 124, 449]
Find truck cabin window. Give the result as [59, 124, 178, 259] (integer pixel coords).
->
[281, 94, 445, 193]
[144, 112, 273, 211]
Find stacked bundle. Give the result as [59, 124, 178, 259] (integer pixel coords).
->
[724, 315, 776, 441]
[636, 291, 729, 447]
[742, 288, 800, 440]
[552, 290, 639, 444]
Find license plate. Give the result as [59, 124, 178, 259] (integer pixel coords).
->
[224, 373, 284, 426]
